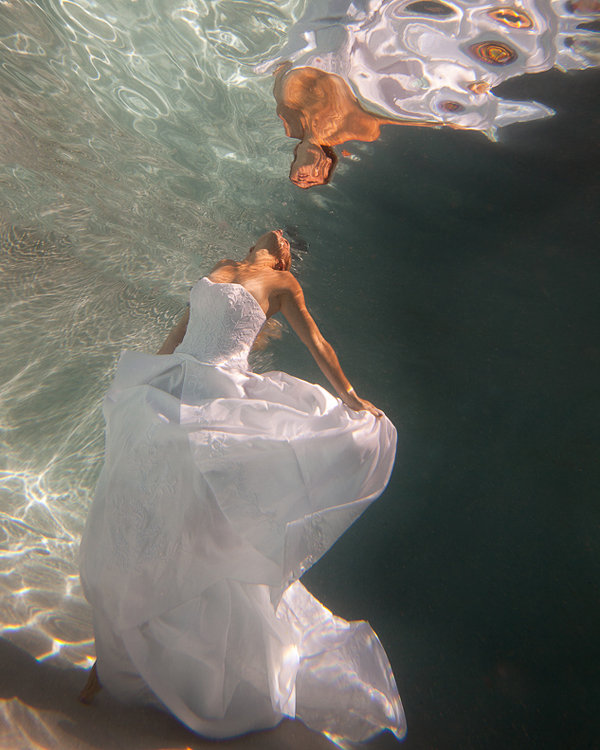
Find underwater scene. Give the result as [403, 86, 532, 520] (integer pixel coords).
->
[0, 0, 599, 747]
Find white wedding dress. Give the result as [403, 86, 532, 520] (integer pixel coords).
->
[80, 277, 405, 743]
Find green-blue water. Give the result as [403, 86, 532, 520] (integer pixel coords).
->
[1, 1, 599, 748]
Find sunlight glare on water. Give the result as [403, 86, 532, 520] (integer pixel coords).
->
[0, 0, 306, 668]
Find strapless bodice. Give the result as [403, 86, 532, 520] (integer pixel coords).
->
[175, 278, 266, 368]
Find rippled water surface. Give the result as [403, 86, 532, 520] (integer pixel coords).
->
[1, 1, 599, 748]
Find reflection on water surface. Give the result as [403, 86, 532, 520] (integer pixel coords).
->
[260, 0, 599, 185]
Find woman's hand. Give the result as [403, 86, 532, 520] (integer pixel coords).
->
[340, 389, 383, 419]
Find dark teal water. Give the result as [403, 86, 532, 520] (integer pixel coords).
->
[280, 68, 599, 749]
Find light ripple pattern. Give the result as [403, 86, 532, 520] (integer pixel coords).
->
[0, 0, 303, 673]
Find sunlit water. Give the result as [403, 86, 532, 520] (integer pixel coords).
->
[0, 0, 308, 673]
[1, 1, 598, 748]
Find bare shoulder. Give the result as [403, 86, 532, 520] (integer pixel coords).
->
[207, 259, 238, 279]
[259, 271, 302, 317]
[271, 272, 310, 315]
[271, 270, 302, 297]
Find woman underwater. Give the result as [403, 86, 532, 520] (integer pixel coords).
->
[79, 230, 406, 743]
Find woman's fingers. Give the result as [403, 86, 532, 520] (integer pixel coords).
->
[343, 392, 383, 419]
[362, 399, 383, 419]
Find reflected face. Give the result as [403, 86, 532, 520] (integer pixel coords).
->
[290, 142, 334, 188]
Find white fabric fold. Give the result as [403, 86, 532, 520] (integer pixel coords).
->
[80, 278, 405, 742]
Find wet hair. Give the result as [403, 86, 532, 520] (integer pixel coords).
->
[271, 234, 292, 272]
[252, 231, 292, 271]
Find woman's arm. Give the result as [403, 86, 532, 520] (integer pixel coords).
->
[156, 308, 189, 355]
[278, 279, 382, 418]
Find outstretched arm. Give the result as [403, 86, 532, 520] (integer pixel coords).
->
[278, 279, 382, 418]
[156, 308, 189, 355]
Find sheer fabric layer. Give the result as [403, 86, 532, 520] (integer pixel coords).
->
[80, 278, 405, 741]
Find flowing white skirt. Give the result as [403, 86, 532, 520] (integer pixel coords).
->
[80, 351, 405, 742]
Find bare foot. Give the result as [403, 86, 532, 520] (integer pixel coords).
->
[79, 661, 102, 705]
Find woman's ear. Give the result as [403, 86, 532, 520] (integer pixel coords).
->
[274, 259, 284, 271]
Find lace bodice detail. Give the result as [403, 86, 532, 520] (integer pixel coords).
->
[174, 278, 266, 368]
